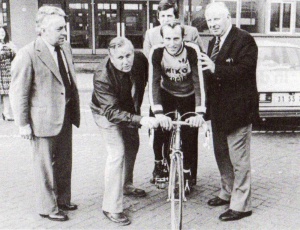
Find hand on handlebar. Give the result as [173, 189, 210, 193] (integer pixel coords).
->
[185, 114, 205, 128]
[155, 114, 173, 131]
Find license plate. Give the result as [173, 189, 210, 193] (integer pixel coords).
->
[272, 93, 300, 105]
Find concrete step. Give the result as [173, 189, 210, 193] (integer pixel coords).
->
[74, 54, 107, 73]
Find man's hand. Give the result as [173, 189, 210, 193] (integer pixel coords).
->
[199, 53, 215, 73]
[155, 114, 173, 131]
[185, 115, 205, 127]
[19, 124, 33, 140]
[140, 117, 159, 129]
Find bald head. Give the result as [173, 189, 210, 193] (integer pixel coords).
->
[205, 2, 231, 37]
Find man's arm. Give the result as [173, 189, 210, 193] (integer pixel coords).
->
[148, 47, 164, 115]
[93, 66, 142, 126]
[187, 44, 206, 114]
[143, 29, 152, 59]
[192, 27, 205, 52]
[10, 48, 33, 128]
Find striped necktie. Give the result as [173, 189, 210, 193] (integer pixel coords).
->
[210, 36, 220, 62]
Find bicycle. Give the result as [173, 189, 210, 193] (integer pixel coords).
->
[152, 111, 209, 230]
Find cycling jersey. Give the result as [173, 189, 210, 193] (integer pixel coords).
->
[149, 41, 206, 115]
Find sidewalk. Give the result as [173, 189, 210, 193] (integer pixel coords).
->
[0, 73, 299, 229]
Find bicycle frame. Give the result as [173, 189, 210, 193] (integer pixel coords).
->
[167, 112, 187, 230]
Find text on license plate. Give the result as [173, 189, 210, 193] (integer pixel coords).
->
[273, 93, 300, 105]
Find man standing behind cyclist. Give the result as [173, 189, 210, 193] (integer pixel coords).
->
[91, 37, 158, 226]
[144, 0, 205, 186]
[149, 21, 206, 193]
[143, 0, 204, 58]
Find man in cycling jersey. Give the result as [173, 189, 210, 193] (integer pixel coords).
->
[148, 21, 206, 192]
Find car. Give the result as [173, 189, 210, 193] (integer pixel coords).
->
[256, 40, 300, 120]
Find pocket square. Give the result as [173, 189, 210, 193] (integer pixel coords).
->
[226, 58, 233, 63]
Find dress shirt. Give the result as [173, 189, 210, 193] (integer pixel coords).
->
[219, 24, 232, 49]
[42, 38, 71, 83]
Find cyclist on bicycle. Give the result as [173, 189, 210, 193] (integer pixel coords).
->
[148, 21, 206, 192]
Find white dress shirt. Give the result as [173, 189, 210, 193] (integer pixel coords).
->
[42, 38, 71, 83]
[219, 24, 232, 49]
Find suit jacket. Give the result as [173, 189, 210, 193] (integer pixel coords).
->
[90, 51, 148, 128]
[10, 36, 80, 137]
[206, 26, 259, 133]
[143, 25, 204, 58]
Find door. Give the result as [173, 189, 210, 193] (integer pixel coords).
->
[68, 1, 91, 48]
[95, 1, 120, 49]
[121, 2, 147, 48]
[95, 1, 147, 49]
[149, 1, 160, 29]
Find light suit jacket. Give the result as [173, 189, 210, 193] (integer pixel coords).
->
[10, 36, 80, 137]
[143, 25, 204, 58]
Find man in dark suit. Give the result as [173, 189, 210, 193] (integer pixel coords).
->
[199, 2, 259, 221]
[10, 6, 80, 221]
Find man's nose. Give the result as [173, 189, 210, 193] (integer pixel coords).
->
[123, 58, 129, 65]
[61, 27, 67, 35]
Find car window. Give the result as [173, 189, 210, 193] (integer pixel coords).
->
[258, 46, 300, 70]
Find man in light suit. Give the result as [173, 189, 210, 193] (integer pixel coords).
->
[144, 0, 204, 186]
[199, 2, 258, 221]
[9, 6, 80, 221]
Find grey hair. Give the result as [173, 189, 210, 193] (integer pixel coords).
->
[36, 6, 66, 35]
[205, 2, 231, 18]
[108, 37, 134, 55]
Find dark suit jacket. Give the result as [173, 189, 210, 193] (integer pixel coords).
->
[206, 26, 259, 133]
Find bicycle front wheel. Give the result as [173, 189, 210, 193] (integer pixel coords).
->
[169, 153, 184, 230]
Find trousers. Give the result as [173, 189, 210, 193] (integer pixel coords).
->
[93, 113, 139, 213]
[31, 106, 72, 215]
[151, 90, 199, 180]
[212, 122, 252, 212]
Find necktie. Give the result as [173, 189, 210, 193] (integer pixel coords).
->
[55, 45, 72, 99]
[210, 36, 220, 62]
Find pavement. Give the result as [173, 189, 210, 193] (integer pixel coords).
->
[0, 73, 299, 230]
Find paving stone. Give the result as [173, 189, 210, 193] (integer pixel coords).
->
[0, 73, 299, 229]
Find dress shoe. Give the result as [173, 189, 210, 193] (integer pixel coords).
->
[124, 187, 146, 197]
[103, 211, 131, 226]
[207, 197, 230, 206]
[58, 203, 78, 211]
[219, 209, 252, 221]
[40, 210, 68, 221]
[2, 113, 14, 121]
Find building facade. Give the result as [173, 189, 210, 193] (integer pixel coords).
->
[2, 0, 300, 53]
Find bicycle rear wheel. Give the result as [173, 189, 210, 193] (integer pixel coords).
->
[169, 153, 184, 230]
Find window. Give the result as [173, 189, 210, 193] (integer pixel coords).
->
[215, 0, 237, 25]
[241, 0, 258, 32]
[295, 1, 300, 32]
[269, 0, 300, 33]
[185, 0, 210, 33]
[0, 0, 9, 26]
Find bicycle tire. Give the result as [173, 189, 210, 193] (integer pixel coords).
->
[169, 152, 183, 230]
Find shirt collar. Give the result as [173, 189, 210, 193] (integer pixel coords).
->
[108, 59, 132, 79]
[219, 24, 232, 47]
[165, 42, 184, 57]
[41, 37, 56, 53]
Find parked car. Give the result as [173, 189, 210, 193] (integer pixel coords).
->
[256, 41, 300, 120]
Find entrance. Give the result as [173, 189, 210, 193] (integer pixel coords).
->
[66, 0, 159, 53]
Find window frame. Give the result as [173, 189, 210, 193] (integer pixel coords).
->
[267, 0, 299, 34]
